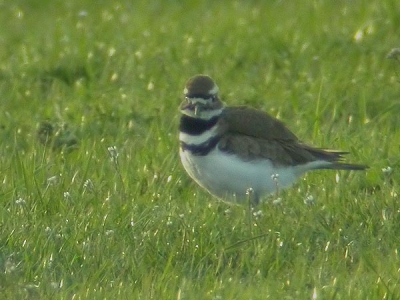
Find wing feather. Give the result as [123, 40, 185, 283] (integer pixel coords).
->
[220, 106, 298, 141]
[218, 106, 367, 169]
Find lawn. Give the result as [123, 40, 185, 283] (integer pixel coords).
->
[0, 0, 399, 299]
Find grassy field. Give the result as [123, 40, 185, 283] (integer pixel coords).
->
[1, 0, 400, 299]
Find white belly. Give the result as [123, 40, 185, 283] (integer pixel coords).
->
[180, 147, 301, 203]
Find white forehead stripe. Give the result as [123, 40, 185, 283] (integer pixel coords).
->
[181, 107, 223, 120]
[187, 97, 210, 105]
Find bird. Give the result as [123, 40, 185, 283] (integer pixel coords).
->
[179, 75, 368, 204]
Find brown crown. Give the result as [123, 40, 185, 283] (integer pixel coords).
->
[185, 75, 217, 97]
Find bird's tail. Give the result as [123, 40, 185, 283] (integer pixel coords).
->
[304, 146, 368, 171]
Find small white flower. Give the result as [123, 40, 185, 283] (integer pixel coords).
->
[107, 146, 119, 162]
[15, 197, 26, 206]
[105, 230, 114, 236]
[271, 174, 280, 181]
[83, 179, 94, 190]
[63, 192, 71, 200]
[253, 210, 264, 218]
[382, 166, 393, 175]
[4, 257, 17, 274]
[246, 188, 254, 198]
[50, 281, 60, 289]
[304, 195, 316, 205]
[272, 198, 282, 206]
[166, 216, 173, 226]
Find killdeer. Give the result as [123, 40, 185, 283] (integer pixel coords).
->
[179, 75, 367, 204]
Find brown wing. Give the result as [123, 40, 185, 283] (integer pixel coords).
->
[218, 133, 320, 165]
[218, 106, 306, 165]
[218, 106, 366, 168]
[220, 106, 298, 141]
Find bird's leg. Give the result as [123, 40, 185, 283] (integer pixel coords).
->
[246, 187, 255, 236]
[271, 173, 280, 197]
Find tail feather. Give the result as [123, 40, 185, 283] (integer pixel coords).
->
[303, 146, 368, 171]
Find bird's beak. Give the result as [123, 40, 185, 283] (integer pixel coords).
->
[180, 98, 202, 117]
[194, 104, 201, 116]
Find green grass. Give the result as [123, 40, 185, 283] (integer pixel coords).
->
[1, 0, 400, 299]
